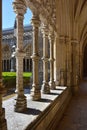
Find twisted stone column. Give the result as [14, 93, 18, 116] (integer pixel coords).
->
[41, 25, 50, 94]
[0, 0, 7, 129]
[13, 1, 27, 112]
[49, 32, 55, 89]
[31, 15, 41, 100]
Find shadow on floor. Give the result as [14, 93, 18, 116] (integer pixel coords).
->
[47, 92, 60, 95]
[37, 98, 52, 103]
[18, 108, 41, 115]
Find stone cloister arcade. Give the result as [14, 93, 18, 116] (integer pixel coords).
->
[1, 0, 87, 129]
[2, 26, 33, 72]
[2, 43, 32, 72]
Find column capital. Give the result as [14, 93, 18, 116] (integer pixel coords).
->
[31, 15, 40, 27]
[41, 24, 49, 36]
[59, 35, 65, 44]
[13, 1, 26, 16]
[59, 35, 70, 44]
[65, 36, 70, 44]
[48, 31, 54, 41]
[71, 39, 79, 45]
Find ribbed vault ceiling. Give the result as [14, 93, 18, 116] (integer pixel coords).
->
[73, 0, 87, 42]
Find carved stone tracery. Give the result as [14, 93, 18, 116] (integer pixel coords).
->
[26, 0, 56, 31]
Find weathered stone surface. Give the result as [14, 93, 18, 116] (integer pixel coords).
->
[56, 81, 87, 130]
[3, 86, 70, 130]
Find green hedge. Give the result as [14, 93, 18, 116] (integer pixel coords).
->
[2, 72, 32, 78]
[2, 72, 32, 88]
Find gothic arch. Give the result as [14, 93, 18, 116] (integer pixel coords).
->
[25, 0, 56, 31]
[74, 0, 87, 21]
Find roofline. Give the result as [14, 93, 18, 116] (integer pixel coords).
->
[2, 24, 32, 35]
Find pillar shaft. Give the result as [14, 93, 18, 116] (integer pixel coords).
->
[31, 15, 41, 100]
[59, 36, 66, 86]
[49, 32, 55, 89]
[65, 37, 72, 87]
[0, 0, 7, 129]
[42, 25, 50, 93]
[13, 1, 27, 112]
[71, 39, 79, 93]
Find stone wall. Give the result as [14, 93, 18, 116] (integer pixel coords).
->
[25, 87, 72, 130]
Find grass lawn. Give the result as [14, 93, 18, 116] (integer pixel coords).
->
[2, 72, 32, 84]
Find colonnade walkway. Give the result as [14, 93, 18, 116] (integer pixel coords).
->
[56, 80, 87, 130]
[3, 86, 67, 130]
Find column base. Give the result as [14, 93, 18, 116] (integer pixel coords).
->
[14, 95, 27, 112]
[42, 82, 50, 94]
[49, 81, 56, 90]
[0, 108, 7, 130]
[31, 86, 41, 101]
[33, 91, 41, 101]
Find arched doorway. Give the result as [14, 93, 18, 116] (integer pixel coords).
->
[83, 44, 87, 78]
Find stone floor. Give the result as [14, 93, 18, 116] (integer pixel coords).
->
[3, 86, 66, 130]
[56, 80, 87, 130]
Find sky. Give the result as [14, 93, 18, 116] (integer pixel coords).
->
[2, 0, 32, 30]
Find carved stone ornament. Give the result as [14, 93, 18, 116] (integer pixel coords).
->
[25, 0, 56, 31]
